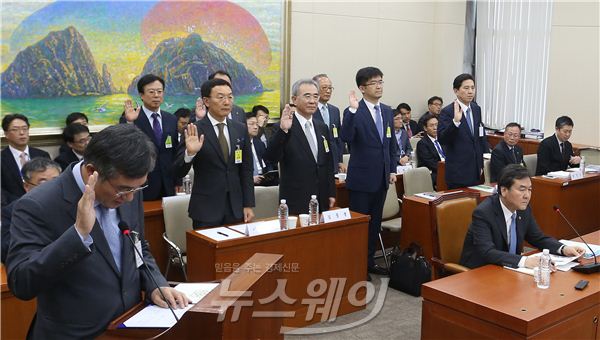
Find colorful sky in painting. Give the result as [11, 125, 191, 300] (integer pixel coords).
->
[1, 0, 282, 92]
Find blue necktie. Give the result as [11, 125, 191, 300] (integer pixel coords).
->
[96, 205, 122, 272]
[151, 112, 163, 143]
[509, 213, 517, 254]
[464, 107, 474, 135]
[374, 105, 383, 142]
[322, 104, 330, 127]
[434, 139, 445, 158]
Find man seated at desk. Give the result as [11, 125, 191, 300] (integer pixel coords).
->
[535, 115, 581, 175]
[490, 122, 525, 182]
[460, 164, 584, 269]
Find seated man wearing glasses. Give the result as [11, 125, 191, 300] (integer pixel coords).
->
[1, 114, 50, 207]
[490, 122, 526, 182]
[6, 124, 190, 339]
[55, 123, 91, 171]
[1, 158, 61, 263]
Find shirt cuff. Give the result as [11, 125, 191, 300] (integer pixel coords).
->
[517, 255, 527, 268]
[558, 245, 565, 255]
[184, 150, 196, 163]
[453, 120, 461, 127]
[349, 107, 357, 114]
[75, 226, 94, 250]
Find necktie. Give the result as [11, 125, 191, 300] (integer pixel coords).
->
[304, 121, 318, 162]
[397, 131, 404, 156]
[151, 113, 163, 143]
[511, 147, 517, 163]
[559, 142, 565, 159]
[464, 107, 473, 135]
[434, 140, 445, 158]
[322, 104, 330, 127]
[509, 213, 517, 254]
[405, 124, 413, 138]
[19, 152, 27, 167]
[374, 105, 383, 142]
[217, 123, 229, 160]
[96, 206, 122, 272]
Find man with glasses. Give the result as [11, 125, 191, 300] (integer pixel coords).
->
[55, 123, 91, 170]
[1, 158, 61, 263]
[341, 67, 400, 279]
[1, 114, 50, 207]
[263, 79, 336, 215]
[490, 122, 525, 182]
[313, 74, 346, 174]
[6, 124, 189, 338]
[121, 74, 179, 200]
[175, 78, 255, 229]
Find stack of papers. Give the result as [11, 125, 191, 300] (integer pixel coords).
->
[468, 185, 496, 193]
[546, 171, 571, 178]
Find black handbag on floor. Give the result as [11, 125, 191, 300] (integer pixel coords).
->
[389, 242, 432, 296]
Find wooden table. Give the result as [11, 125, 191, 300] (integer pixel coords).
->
[143, 200, 168, 274]
[186, 212, 369, 328]
[530, 173, 600, 240]
[1, 264, 36, 340]
[421, 231, 600, 339]
[487, 134, 591, 156]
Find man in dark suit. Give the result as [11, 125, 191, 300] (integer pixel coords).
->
[6, 125, 189, 339]
[341, 67, 400, 276]
[175, 78, 255, 228]
[438, 73, 488, 189]
[264, 79, 336, 215]
[535, 116, 581, 175]
[1, 158, 61, 263]
[416, 114, 446, 188]
[1, 114, 50, 206]
[393, 109, 412, 165]
[417, 96, 443, 128]
[397, 103, 422, 137]
[460, 164, 584, 269]
[490, 122, 525, 182]
[54, 123, 90, 170]
[312, 74, 346, 174]
[122, 74, 179, 200]
[246, 111, 276, 186]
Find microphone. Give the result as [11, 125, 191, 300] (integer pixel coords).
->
[552, 206, 599, 274]
[118, 222, 179, 321]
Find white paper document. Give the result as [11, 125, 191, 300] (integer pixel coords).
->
[546, 171, 571, 178]
[229, 219, 281, 236]
[123, 283, 218, 328]
[196, 226, 245, 241]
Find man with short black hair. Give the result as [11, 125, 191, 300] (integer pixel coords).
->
[175, 78, 255, 228]
[207, 70, 246, 124]
[397, 103, 421, 136]
[392, 109, 412, 165]
[490, 122, 525, 182]
[1, 114, 50, 206]
[55, 123, 91, 170]
[416, 114, 445, 188]
[121, 74, 179, 200]
[417, 96, 443, 128]
[460, 164, 584, 269]
[246, 111, 275, 186]
[65, 112, 89, 126]
[7, 124, 189, 338]
[252, 104, 271, 147]
[535, 115, 581, 175]
[1, 158, 61, 263]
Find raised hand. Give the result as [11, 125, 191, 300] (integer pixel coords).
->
[280, 104, 293, 132]
[349, 91, 359, 110]
[75, 171, 99, 238]
[184, 123, 205, 156]
[124, 99, 141, 122]
[195, 98, 206, 120]
[453, 100, 463, 123]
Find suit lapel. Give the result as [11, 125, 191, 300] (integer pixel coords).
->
[3, 148, 22, 181]
[492, 196, 509, 248]
[293, 116, 317, 163]
[137, 112, 162, 147]
[359, 99, 381, 143]
[199, 118, 226, 164]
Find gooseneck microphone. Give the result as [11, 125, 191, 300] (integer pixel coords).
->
[118, 222, 179, 321]
[553, 206, 599, 274]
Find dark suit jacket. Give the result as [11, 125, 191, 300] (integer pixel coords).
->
[231, 105, 247, 125]
[54, 149, 80, 171]
[460, 194, 563, 269]
[438, 101, 488, 188]
[395, 128, 412, 157]
[120, 110, 179, 200]
[416, 136, 444, 187]
[264, 116, 336, 215]
[1, 201, 15, 263]
[402, 119, 421, 136]
[174, 117, 254, 223]
[341, 100, 399, 193]
[251, 136, 273, 174]
[313, 103, 344, 172]
[6, 165, 166, 339]
[535, 135, 575, 175]
[1, 147, 50, 206]
[490, 141, 524, 182]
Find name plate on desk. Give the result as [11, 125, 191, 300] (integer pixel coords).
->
[322, 208, 351, 223]
[570, 171, 583, 180]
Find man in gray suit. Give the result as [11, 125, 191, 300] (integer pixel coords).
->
[6, 124, 189, 339]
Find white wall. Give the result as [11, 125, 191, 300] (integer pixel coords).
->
[546, 1, 599, 146]
[290, 1, 465, 120]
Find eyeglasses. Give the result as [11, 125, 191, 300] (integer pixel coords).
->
[107, 179, 148, 198]
[320, 86, 334, 91]
[364, 81, 384, 87]
[210, 95, 234, 102]
[73, 136, 92, 145]
[145, 89, 164, 96]
[8, 126, 29, 133]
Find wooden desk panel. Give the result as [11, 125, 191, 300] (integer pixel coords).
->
[421, 231, 600, 339]
[2, 265, 36, 340]
[186, 212, 369, 328]
[143, 200, 167, 274]
[530, 174, 600, 239]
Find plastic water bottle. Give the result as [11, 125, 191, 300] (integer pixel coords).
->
[410, 150, 417, 168]
[580, 156, 586, 175]
[182, 175, 192, 194]
[278, 199, 288, 230]
[309, 195, 319, 225]
[537, 249, 551, 289]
